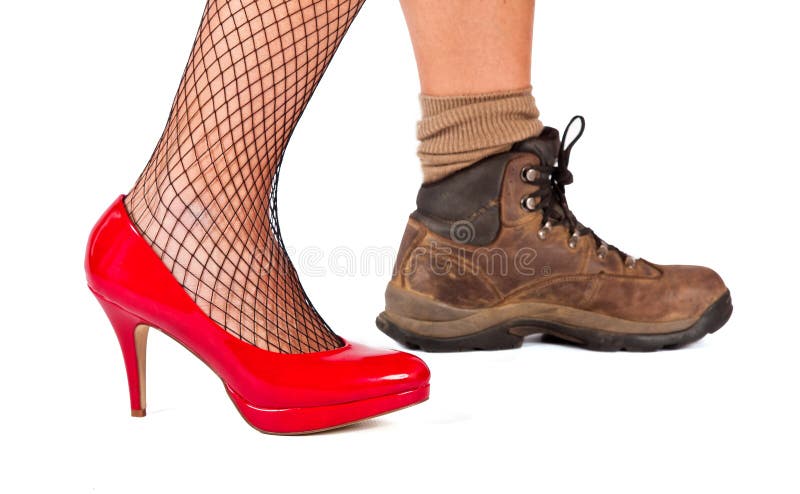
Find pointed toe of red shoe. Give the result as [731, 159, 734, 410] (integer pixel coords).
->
[227, 342, 430, 434]
[322, 341, 430, 396]
[216, 338, 430, 433]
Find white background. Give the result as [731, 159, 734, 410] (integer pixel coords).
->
[1, 1, 798, 493]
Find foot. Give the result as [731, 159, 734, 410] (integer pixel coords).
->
[377, 117, 732, 352]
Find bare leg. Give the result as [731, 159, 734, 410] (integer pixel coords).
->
[400, 1, 541, 182]
[400, 0, 535, 95]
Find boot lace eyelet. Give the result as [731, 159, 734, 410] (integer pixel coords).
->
[538, 221, 552, 240]
[596, 243, 609, 260]
[521, 195, 537, 211]
[568, 233, 579, 249]
[625, 256, 637, 269]
[521, 167, 538, 183]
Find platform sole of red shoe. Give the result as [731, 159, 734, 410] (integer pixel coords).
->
[227, 383, 430, 435]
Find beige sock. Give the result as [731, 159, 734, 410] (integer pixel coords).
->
[417, 87, 544, 183]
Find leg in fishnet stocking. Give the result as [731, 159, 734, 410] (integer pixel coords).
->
[125, 0, 364, 353]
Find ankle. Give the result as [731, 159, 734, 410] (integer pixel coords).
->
[125, 182, 220, 252]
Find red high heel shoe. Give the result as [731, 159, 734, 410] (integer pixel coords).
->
[86, 196, 430, 434]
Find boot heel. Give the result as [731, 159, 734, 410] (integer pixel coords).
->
[93, 293, 150, 417]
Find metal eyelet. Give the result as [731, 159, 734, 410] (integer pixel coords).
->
[521, 167, 538, 183]
[625, 256, 637, 269]
[537, 221, 552, 240]
[596, 243, 609, 260]
[521, 195, 537, 211]
[568, 233, 579, 249]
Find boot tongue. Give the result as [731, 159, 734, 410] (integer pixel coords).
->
[511, 127, 561, 167]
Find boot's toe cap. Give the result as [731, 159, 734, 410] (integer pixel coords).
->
[661, 265, 729, 320]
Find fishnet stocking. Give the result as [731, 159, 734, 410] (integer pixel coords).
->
[125, 0, 364, 353]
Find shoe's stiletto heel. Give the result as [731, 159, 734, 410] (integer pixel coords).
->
[86, 196, 429, 434]
[94, 294, 150, 417]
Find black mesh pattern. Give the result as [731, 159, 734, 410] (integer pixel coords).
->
[125, 0, 365, 353]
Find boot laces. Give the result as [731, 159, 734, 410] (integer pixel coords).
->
[521, 116, 636, 267]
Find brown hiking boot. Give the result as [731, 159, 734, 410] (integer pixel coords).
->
[377, 117, 732, 352]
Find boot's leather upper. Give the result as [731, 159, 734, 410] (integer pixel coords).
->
[390, 122, 727, 324]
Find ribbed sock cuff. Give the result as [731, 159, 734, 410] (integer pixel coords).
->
[417, 87, 543, 183]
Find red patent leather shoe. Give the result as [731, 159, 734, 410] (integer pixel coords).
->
[86, 196, 430, 434]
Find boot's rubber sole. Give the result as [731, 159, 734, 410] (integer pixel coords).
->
[377, 290, 732, 352]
